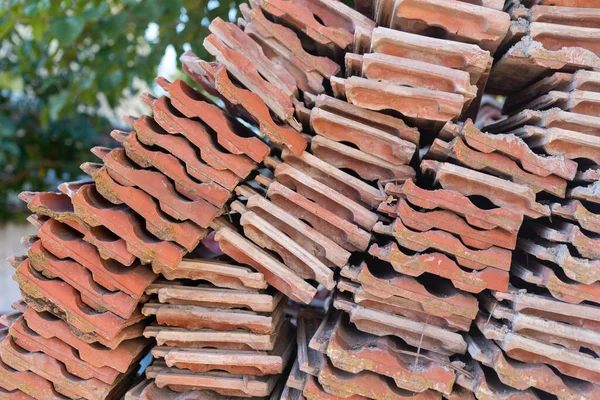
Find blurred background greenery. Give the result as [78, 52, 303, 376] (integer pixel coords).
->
[0, 0, 245, 221]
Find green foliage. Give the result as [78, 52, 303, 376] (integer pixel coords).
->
[0, 0, 242, 220]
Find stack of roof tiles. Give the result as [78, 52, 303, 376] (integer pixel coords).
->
[5, 0, 600, 399]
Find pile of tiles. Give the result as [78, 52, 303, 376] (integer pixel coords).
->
[4, 0, 600, 399]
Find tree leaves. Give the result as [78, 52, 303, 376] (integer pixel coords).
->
[49, 16, 86, 46]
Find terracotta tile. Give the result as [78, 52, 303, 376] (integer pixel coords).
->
[310, 135, 416, 182]
[125, 379, 228, 400]
[145, 280, 283, 312]
[333, 296, 467, 355]
[375, 218, 512, 271]
[297, 311, 325, 377]
[241, 17, 326, 95]
[381, 199, 517, 250]
[255, 0, 354, 55]
[332, 76, 464, 125]
[142, 299, 283, 334]
[322, 313, 456, 394]
[318, 358, 441, 399]
[312, 93, 420, 145]
[22, 307, 147, 372]
[303, 374, 364, 400]
[337, 279, 471, 331]
[151, 330, 294, 375]
[477, 315, 600, 383]
[504, 70, 600, 113]
[180, 52, 307, 156]
[468, 332, 600, 400]
[144, 95, 256, 179]
[260, 179, 371, 252]
[144, 322, 283, 351]
[82, 162, 208, 252]
[0, 347, 65, 400]
[67, 181, 187, 269]
[395, 180, 522, 233]
[369, 242, 508, 293]
[530, 22, 600, 59]
[482, 294, 600, 357]
[551, 200, 600, 234]
[456, 360, 539, 400]
[350, 53, 477, 102]
[203, 34, 297, 132]
[512, 259, 600, 305]
[280, 148, 382, 210]
[35, 218, 156, 299]
[19, 191, 136, 266]
[568, 180, 600, 205]
[0, 388, 35, 400]
[274, 163, 379, 231]
[285, 358, 307, 392]
[341, 262, 479, 320]
[213, 226, 317, 304]
[380, 0, 509, 53]
[130, 115, 239, 190]
[421, 160, 550, 219]
[488, 38, 600, 94]
[530, 220, 600, 259]
[370, 27, 491, 84]
[155, 77, 270, 162]
[444, 121, 577, 180]
[295, 0, 375, 36]
[110, 130, 230, 207]
[309, 107, 416, 166]
[493, 289, 600, 332]
[529, 5, 600, 27]
[0, 335, 114, 400]
[240, 187, 351, 268]
[26, 239, 139, 319]
[239, 5, 340, 78]
[232, 201, 335, 289]
[515, 89, 600, 117]
[518, 237, 600, 285]
[484, 108, 600, 138]
[152, 258, 267, 290]
[429, 136, 567, 197]
[209, 18, 297, 97]
[146, 361, 280, 396]
[576, 166, 600, 182]
[8, 316, 119, 384]
[12, 257, 145, 343]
